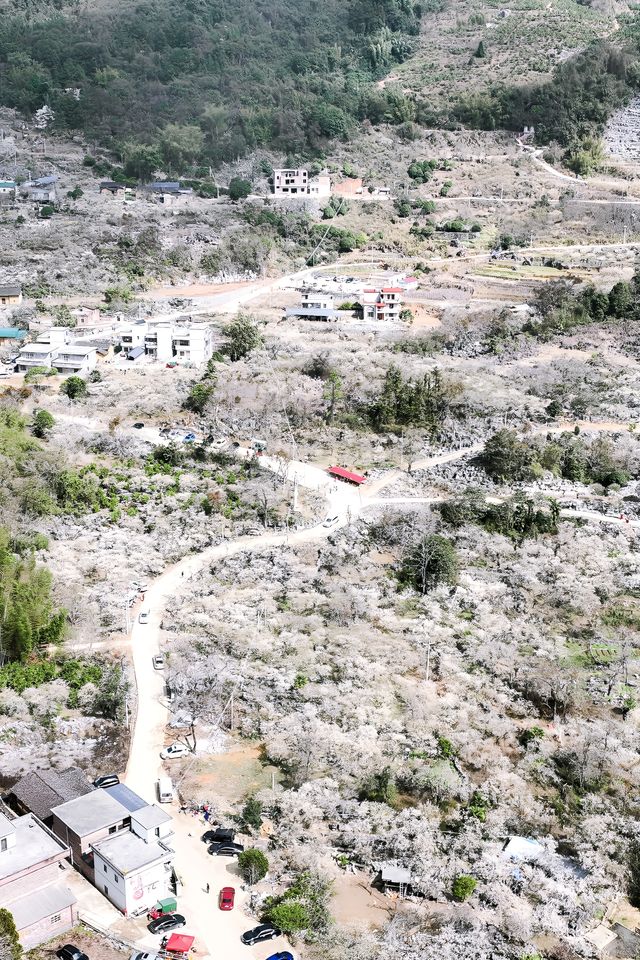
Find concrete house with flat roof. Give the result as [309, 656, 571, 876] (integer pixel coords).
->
[51, 786, 174, 910]
[0, 811, 77, 949]
[51, 790, 132, 880]
[92, 831, 173, 916]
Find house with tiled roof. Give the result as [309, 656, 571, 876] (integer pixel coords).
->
[8, 767, 94, 826]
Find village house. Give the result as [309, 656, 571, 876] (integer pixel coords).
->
[8, 767, 94, 827]
[51, 785, 174, 915]
[15, 342, 58, 372]
[0, 284, 22, 306]
[285, 290, 341, 322]
[92, 831, 173, 917]
[273, 168, 331, 199]
[52, 344, 98, 376]
[99, 181, 126, 198]
[0, 810, 77, 950]
[118, 318, 214, 364]
[0, 327, 26, 347]
[20, 176, 57, 203]
[15, 328, 98, 375]
[0, 181, 16, 201]
[360, 287, 403, 323]
[51, 790, 133, 881]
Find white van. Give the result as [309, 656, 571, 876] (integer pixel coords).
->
[157, 776, 173, 803]
[139, 608, 150, 624]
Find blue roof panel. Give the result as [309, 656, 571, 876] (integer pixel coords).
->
[104, 783, 147, 812]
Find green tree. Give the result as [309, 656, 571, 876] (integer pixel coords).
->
[452, 875, 477, 901]
[32, 410, 54, 438]
[223, 313, 263, 361]
[358, 767, 398, 806]
[476, 429, 536, 482]
[0, 908, 21, 960]
[265, 901, 310, 933]
[238, 847, 269, 884]
[400, 534, 458, 594]
[228, 177, 252, 201]
[161, 123, 204, 171]
[60, 376, 88, 400]
[474, 40, 486, 58]
[184, 383, 214, 415]
[123, 143, 162, 181]
[323, 370, 343, 423]
[0, 529, 66, 662]
[240, 797, 263, 831]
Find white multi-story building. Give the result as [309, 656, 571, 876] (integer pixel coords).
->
[15, 328, 97, 375]
[273, 168, 331, 199]
[361, 287, 403, 324]
[91, 831, 173, 917]
[119, 319, 214, 365]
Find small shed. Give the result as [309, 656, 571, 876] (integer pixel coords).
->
[328, 465, 366, 485]
[127, 345, 145, 361]
[377, 864, 412, 895]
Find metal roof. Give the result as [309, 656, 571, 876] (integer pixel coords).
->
[0, 286, 21, 297]
[8, 882, 76, 930]
[381, 865, 412, 884]
[146, 181, 180, 192]
[104, 783, 147, 813]
[0, 328, 26, 339]
[127, 345, 145, 359]
[328, 465, 366, 485]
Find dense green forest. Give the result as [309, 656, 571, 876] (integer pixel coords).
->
[0, 0, 422, 166]
[450, 17, 640, 156]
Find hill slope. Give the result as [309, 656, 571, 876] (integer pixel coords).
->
[0, 0, 421, 165]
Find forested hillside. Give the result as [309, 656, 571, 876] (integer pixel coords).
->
[0, 0, 421, 166]
[451, 14, 640, 157]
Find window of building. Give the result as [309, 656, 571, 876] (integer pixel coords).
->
[0, 838, 7, 852]
[104, 863, 108, 871]
[50, 914, 61, 924]
[114, 872, 119, 883]
[108, 826, 116, 835]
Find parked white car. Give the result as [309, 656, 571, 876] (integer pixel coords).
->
[160, 743, 190, 760]
[152, 654, 165, 670]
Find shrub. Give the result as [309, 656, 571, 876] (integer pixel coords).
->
[240, 797, 263, 831]
[452, 874, 477, 900]
[60, 376, 87, 400]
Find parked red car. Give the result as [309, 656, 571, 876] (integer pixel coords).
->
[218, 886, 235, 911]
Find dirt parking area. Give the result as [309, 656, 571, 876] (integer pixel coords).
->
[29, 927, 128, 960]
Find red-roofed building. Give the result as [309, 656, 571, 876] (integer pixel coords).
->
[360, 287, 403, 324]
[328, 466, 366, 485]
